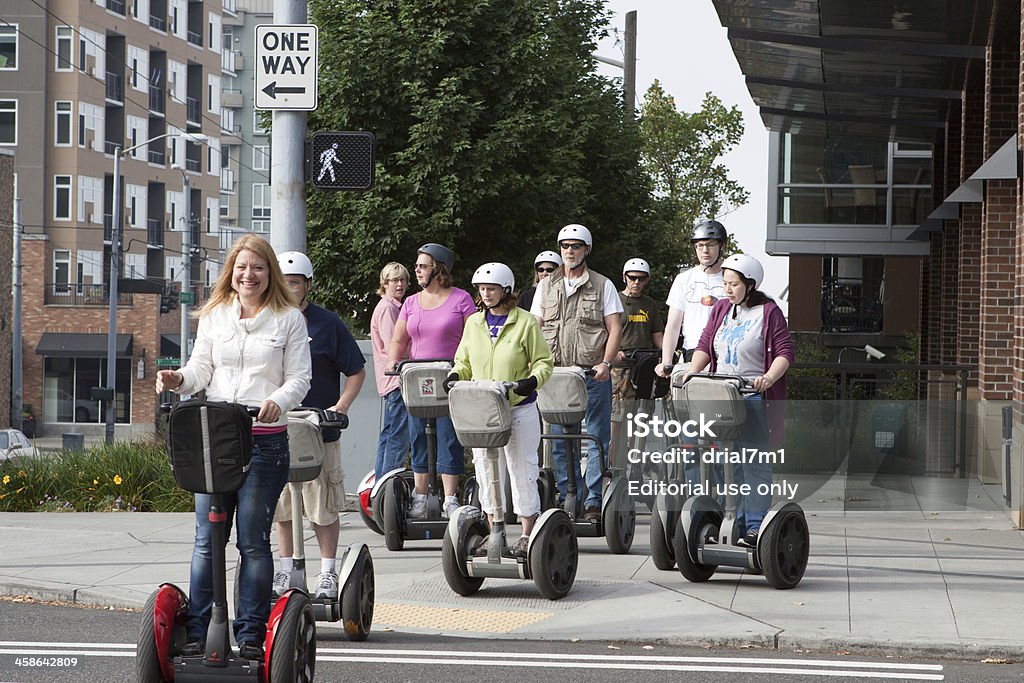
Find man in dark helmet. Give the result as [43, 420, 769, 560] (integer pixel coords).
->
[657, 219, 728, 376]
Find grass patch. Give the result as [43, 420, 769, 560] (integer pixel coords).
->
[0, 439, 193, 513]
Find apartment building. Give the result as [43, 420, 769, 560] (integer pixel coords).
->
[1, 0, 234, 437]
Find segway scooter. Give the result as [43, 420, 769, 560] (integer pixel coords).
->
[275, 407, 374, 641]
[138, 401, 316, 683]
[671, 372, 810, 589]
[537, 367, 635, 553]
[375, 359, 469, 550]
[442, 380, 578, 600]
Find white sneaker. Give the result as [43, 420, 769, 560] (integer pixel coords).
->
[313, 571, 339, 600]
[442, 496, 459, 519]
[271, 569, 290, 598]
[409, 493, 428, 519]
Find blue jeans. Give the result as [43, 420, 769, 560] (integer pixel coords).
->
[187, 431, 290, 645]
[375, 388, 411, 479]
[408, 413, 465, 475]
[736, 395, 771, 535]
[552, 375, 611, 509]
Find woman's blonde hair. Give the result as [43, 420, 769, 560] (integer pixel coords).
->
[378, 262, 410, 296]
[197, 234, 297, 316]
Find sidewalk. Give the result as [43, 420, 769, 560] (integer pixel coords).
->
[1, 477, 1022, 660]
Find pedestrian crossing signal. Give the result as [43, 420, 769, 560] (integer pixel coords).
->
[309, 131, 375, 191]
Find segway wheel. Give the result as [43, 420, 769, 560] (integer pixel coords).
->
[269, 592, 316, 683]
[672, 511, 719, 583]
[136, 590, 170, 683]
[381, 478, 406, 551]
[759, 508, 810, 590]
[360, 494, 384, 536]
[537, 469, 557, 511]
[341, 546, 375, 641]
[649, 499, 675, 571]
[602, 484, 635, 554]
[462, 476, 481, 509]
[530, 513, 578, 600]
[441, 523, 485, 596]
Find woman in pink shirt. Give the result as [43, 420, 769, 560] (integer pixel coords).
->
[387, 244, 476, 518]
[370, 262, 411, 479]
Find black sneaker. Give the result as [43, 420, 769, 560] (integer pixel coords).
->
[472, 535, 490, 557]
[181, 640, 205, 657]
[237, 641, 264, 661]
[738, 529, 759, 548]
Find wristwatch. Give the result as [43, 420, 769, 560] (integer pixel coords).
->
[600, 360, 612, 369]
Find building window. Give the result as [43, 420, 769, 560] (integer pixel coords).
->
[53, 249, 71, 293]
[55, 101, 73, 146]
[56, 26, 73, 70]
[251, 220, 269, 233]
[54, 175, 72, 220]
[0, 25, 17, 70]
[253, 110, 267, 134]
[252, 145, 269, 170]
[0, 100, 15, 144]
[44, 357, 130, 424]
[252, 183, 270, 218]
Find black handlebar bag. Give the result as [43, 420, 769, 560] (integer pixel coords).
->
[631, 351, 670, 400]
[166, 400, 253, 494]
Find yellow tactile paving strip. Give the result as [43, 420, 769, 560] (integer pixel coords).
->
[374, 603, 553, 633]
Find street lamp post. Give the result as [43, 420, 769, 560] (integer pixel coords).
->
[105, 132, 208, 444]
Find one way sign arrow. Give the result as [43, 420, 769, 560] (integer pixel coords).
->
[261, 81, 307, 99]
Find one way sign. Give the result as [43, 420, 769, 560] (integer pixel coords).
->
[254, 24, 318, 111]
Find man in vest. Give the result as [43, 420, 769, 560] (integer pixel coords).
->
[530, 224, 623, 520]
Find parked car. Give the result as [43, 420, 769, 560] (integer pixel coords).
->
[0, 429, 41, 461]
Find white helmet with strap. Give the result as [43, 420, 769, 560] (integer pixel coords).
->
[277, 251, 314, 279]
[534, 250, 563, 267]
[622, 258, 651, 275]
[721, 253, 764, 289]
[471, 262, 515, 293]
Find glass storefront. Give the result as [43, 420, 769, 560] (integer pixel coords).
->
[43, 357, 131, 423]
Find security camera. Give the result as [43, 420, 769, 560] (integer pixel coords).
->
[864, 345, 886, 360]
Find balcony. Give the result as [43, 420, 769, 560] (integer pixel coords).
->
[104, 214, 113, 241]
[221, 88, 243, 109]
[107, 0, 126, 15]
[149, 85, 165, 114]
[105, 72, 124, 102]
[219, 167, 235, 192]
[104, 140, 119, 155]
[45, 283, 133, 306]
[186, 97, 201, 125]
[148, 147, 166, 165]
[221, 49, 243, 75]
[821, 276, 883, 334]
[149, 13, 167, 31]
[185, 158, 201, 173]
[187, 30, 202, 46]
[147, 218, 164, 246]
[222, 0, 236, 15]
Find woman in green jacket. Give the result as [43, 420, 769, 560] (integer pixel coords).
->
[446, 262, 553, 556]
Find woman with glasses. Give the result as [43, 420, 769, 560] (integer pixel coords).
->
[386, 243, 477, 518]
[518, 250, 562, 312]
[370, 262, 412, 479]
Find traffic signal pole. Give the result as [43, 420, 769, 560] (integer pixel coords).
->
[181, 172, 191, 368]
[270, 0, 309, 254]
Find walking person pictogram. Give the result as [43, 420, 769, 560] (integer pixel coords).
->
[317, 142, 341, 183]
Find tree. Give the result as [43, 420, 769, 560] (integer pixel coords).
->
[637, 81, 748, 281]
[305, 0, 651, 327]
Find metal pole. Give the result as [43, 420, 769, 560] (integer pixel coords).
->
[11, 198, 22, 430]
[105, 149, 122, 444]
[270, 0, 308, 254]
[180, 173, 191, 368]
[624, 10, 637, 119]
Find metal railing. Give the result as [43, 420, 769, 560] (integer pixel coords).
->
[103, 214, 113, 241]
[185, 157, 201, 173]
[147, 218, 164, 246]
[186, 97, 201, 124]
[149, 13, 167, 31]
[105, 72, 124, 102]
[107, 0, 126, 15]
[104, 140, 119, 156]
[821, 276, 882, 333]
[149, 85, 165, 113]
[187, 30, 202, 46]
[219, 167, 235, 192]
[148, 147, 166, 165]
[45, 283, 133, 306]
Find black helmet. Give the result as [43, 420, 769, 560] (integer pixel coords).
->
[417, 243, 454, 272]
[690, 219, 728, 244]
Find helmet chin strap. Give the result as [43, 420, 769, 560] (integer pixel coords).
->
[483, 287, 512, 310]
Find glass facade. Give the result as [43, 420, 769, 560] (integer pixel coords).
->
[43, 357, 131, 424]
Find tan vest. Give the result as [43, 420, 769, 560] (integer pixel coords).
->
[537, 267, 611, 367]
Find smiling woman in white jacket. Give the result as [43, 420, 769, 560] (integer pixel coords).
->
[155, 234, 311, 661]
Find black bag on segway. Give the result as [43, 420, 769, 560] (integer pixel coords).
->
[630, 352, 670, 400]
[166, 400, 253, 494]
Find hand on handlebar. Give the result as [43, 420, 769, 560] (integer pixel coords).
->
[655, 363, 672, 379]
[442, 372, 459, 394]
[512, 375, 538, 397]
[257, 399, 282, 423]
[592, 363, 611, 382]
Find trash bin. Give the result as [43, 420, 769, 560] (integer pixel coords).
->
[62, 433, 85, 451]
[1002, 405, 1012, 505]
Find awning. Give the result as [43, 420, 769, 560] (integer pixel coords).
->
[36, 333, 133, 358]
[944, 178, 983, 203]
[926, 202, 959, 220]
[967, 135, 1018, 181]
[160, 334, 181, 357]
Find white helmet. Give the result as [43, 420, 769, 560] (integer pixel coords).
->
[557, 223, 592, 247]
[534, 250, 563, 267]
[622, 258, 650, 275]
[471, 262, 515, 293]
[278, 251, 313, 279]
[721, 253, 764, 289]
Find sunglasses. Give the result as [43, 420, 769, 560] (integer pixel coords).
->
[625, 274, 649, 282]
[536, 266, 556, 273]
[559, 242, 587, 251]
[414, 263, 433, 270]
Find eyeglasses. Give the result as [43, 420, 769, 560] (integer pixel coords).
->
[694, 241, 719, 251]
[387, 277, 408, 283]
[536, 266, 556, 273]
[559, 242, 587, 251]
[625, 274, 649, 282]
[414, 263, 432, 270]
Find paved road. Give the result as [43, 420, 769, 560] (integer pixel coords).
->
[2, 598, 1023, 682]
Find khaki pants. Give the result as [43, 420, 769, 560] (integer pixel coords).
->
[273, 439, 346, 526]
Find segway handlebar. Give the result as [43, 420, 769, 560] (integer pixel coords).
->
[159, 401, 261, 417]
[289, 406, 350, 430]
[672, 371, 760, 395]
[384, 358, 454, 376]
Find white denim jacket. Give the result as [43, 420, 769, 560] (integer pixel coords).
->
[177, 298, 312, 428]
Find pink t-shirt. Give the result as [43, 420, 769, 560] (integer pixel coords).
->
[370, 295, 403, 396]
[399, 288, 476, 360]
